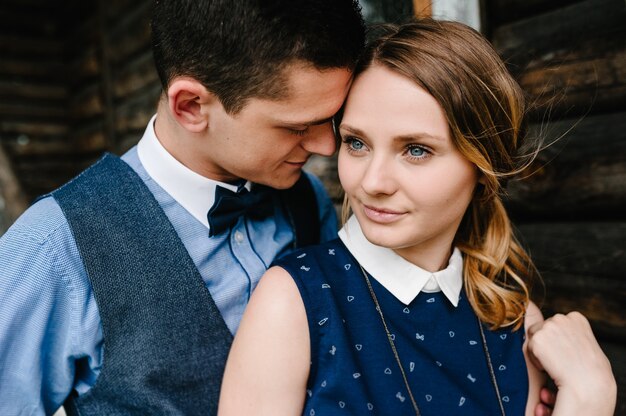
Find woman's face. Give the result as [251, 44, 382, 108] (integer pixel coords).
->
[338, 65, 478, 269]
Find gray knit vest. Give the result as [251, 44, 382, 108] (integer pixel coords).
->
[54, 154, 231, 415]
[54, 153, 320, 415]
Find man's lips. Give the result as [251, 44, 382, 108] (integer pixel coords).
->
[285, 160, 307, 167]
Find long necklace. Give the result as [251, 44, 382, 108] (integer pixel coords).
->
[358, 264, 506, 416]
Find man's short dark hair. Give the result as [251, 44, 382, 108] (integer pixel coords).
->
[151, 0, 365, 113]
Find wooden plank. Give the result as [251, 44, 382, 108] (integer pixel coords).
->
[599, 341, 626, 415]
[0, 34, 64, 58]
[0, 120, 68, 137]
[0, 146, 28, 232]
[66, 13, 99, 56]
[0, 80, 67, 101]
[104, 0, 142, 21]
[113, 51, 159, 99]
[538, 270, 626, 340]
[15, 160, 97, 198]
[4, 140, 73, 158]
[115, 82, 162, 110]
[413, 0, 432, 17]
[69, 83, 104, 118]
[492, 0, 626, 62]
[116, 134, 144, 154]
[0, 9, 62, 37]
[67, 119, 106, 145]
[69, 46, 101, 81]
[114, 83, 160, 152]
[115, 95, 159, 132]
[106, 14, 151, 66]
[3, 133, 106, 157]
[0, 57, 65, 80]
[0, 101, 67, 119]
[517, 222, 626, 280]
[516, 222, 626, 339]
[98, 0, 116, 150]
[106, 0, 151, 39]
[506, 111, 626, 219]
[0, 0, 55, 9]
[487, 0, 579, 25]
[515, 30, 626, 117]
[15, 157, 99, 177]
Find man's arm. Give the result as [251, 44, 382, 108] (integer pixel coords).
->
[0, 198, 96, 415]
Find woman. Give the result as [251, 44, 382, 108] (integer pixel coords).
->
[219, 20, 616, 416]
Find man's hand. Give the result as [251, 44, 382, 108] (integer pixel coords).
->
[535, 387, 556, 416]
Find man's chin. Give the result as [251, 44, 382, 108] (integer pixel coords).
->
[264, 170, 302, 190]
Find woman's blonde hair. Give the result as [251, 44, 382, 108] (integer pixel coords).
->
[345, 19, 541, 329]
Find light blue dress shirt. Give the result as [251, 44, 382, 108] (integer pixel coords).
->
[0, 121, 337, 415]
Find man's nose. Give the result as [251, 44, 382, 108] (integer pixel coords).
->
[301, 123, 336, 157]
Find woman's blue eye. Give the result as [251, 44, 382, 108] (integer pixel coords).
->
[350, 139, 364, 150]
[343, 137, 365, 151]
[408, 146, 425, 157]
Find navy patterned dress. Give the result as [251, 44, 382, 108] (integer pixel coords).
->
[274, 239, 528, 415]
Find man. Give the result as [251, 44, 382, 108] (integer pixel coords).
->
[0, 1, 365, 414]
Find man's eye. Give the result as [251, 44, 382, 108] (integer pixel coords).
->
[288, 128, 308, 137]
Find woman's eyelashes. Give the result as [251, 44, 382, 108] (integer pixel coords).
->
[405, 144, 432, 161]
[341, 135, 432, 161]
[342, 136, 366, 153]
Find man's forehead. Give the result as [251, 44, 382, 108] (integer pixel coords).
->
[253, 65, 352, 123]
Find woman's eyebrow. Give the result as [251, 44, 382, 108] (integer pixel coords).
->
[340, 124, 444, 142]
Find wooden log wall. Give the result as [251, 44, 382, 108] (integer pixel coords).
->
[0, 146, 28, 233]
[97, 0, 160, 153]
[0, 0, 74, 204]
[0, 0, 158, 211]
[56, 0, 159, 187]
[487, 0, 626, 412]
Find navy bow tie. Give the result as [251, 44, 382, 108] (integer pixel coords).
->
[207, 184, 274, 237]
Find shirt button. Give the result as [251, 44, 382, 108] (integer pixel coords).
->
[234, 231, 244, 243]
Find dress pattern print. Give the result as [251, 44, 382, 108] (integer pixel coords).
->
[274, 239, 528, 415]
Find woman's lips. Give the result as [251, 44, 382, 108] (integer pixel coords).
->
[362, 204, 406, 223]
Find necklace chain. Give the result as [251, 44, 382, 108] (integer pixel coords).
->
[360, 264, 421, 415]
[358, 264, 505, 416]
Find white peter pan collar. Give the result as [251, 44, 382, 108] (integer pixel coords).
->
[137, 114, 251, 230]
[338, 215, 463, 307]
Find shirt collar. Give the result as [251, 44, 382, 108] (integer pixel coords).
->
[338, 215, 463, 307]
[137, 114, 251, 230]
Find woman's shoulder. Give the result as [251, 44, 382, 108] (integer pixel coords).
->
[273, 238, 347, 270]
[270, 238, 352, 305]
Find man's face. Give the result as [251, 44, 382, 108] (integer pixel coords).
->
[200, 63, 352, 189]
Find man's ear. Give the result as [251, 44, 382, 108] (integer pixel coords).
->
[166, 77, 215, 133]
